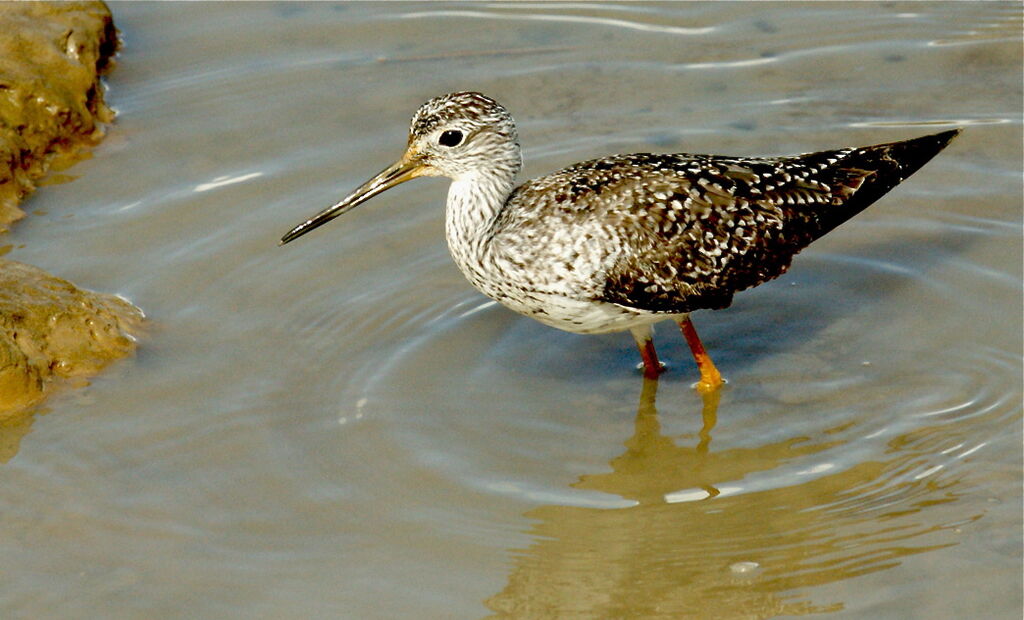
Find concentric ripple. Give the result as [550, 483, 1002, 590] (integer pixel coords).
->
[0, 2, 1018, 618]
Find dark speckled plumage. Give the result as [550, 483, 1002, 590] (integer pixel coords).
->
[281, 92, 960, 385]
[504, 132, 961, 315]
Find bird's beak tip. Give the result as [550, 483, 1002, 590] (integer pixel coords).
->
[279, 153, 424, 247]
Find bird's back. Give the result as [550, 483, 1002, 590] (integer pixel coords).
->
[492, 129, 960, 315]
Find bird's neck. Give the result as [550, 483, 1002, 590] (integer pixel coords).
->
[444, 170, 516, 273]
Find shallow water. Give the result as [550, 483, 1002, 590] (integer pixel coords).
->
[2, 2, 1021, 618]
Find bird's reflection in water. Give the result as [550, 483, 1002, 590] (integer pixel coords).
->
[575, 378, 722, 504]
[485, 378, 972, 619]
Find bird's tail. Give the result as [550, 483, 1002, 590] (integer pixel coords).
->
[814, 128, 962, 237]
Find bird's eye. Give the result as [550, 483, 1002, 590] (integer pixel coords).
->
[438, 130, 464, 147]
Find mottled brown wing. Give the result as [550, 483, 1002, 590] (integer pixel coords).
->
[590, 130, 960, 313]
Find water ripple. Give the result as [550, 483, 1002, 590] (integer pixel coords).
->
[397, 8, 715, 36]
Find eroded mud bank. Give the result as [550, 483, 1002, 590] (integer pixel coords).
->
[0, 1, 118, 230]
[1, 2, 142, 435]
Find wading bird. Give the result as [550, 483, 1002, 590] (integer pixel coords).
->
[281, 92, 959, 392]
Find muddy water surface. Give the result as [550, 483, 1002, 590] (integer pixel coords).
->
[1, 3, 1020, 619]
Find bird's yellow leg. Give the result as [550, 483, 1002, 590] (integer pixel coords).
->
[677, 316, 723, 393]
[630, 325, 664, 379]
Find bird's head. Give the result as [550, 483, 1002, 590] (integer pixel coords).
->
[280, 92, 521, 245]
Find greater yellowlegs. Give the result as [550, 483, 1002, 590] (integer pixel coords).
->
[281, 92, 960, 392]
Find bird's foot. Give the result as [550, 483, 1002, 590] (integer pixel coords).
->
[636, 360, 667, 379]
[692, 378, 726, 394]
[692, 367, 725, 394]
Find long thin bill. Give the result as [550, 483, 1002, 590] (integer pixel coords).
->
[280, 157, 421, 245]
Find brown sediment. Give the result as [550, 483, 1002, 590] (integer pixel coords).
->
[0, 1, 118, 231]
[0, 259, 142, 419]
[0, 2, 143, 448]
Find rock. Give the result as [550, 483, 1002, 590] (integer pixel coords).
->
[0, 259, 143, 423]
[0, 1, 117, 231]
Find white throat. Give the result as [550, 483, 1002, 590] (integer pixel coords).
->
[444, 171, 515, 276]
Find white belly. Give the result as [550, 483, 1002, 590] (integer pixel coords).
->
[496, 292, 676, 334]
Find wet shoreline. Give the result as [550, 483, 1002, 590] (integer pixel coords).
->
[0, 2, 142, 430]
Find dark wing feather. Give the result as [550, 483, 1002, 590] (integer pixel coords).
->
[587, 130, 960, 313]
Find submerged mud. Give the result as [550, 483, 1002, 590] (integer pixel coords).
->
[0, 2, 141, 440]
